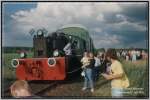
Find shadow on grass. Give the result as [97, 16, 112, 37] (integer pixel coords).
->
[96, 80, 110, 88]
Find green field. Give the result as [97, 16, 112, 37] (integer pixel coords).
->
[94, 59, 148, 97]
[2, 53, 33, 93]
[2, 53, 33, 78]
[122, 59, 148, 97]
[2, 53, 148, 97]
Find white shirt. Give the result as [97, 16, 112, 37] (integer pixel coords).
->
[63, 43, 72, 55]
[94, 57, 101, 67]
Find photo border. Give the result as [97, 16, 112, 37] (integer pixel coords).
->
[1, 0, 149, 99]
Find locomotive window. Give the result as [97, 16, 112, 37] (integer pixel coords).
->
[37, 50, 43, 56]
[83, 40, 86, 50]
[73, 39, 79, 49]
[77, 40, 80, 49]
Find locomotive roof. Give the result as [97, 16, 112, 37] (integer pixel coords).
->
[57, 26, 90, 41]
[61, 24, 88, 30]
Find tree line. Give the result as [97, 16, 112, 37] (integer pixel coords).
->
[2, 47, 33, 53]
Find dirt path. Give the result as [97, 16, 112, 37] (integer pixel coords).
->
[40, 76, 111, 97]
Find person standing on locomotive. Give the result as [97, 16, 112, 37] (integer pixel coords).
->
[82, 52, 95, 93]
[71, 40, 78, 55]
[63, 36, 78, 56]
[63, 36, 72, 55]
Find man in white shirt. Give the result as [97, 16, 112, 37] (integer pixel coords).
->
[63, 42, 72, 55]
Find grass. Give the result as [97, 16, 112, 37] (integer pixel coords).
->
[45, 58, 148, 98]
[2, 53, 33, 79]
[2, 53, 33, 94]
[121, 59, 148, 97]
[2, 53, 148, 98]
[92, 59, 148, 97]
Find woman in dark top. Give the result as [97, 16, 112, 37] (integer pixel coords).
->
[87, 54, 95, 68]
[82, 52, 95, 93]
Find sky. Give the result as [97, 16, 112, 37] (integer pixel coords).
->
[2, 2, 148, 49]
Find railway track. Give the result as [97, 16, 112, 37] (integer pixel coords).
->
[3, 73, 81, 98]
[3, 77, 94, 98]
[31, 81, 58, 95]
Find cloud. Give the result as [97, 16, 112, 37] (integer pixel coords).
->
[91, 32, 122, 48]
[93, 28, 102, 33]
[10, 2, 122, 31]
[116, 14, 127, 21]
[4, 2, 148, 48]
[119, 2, 148, 22]
[96, 14, 105, 22]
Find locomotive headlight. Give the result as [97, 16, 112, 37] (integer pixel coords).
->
[37, 29, 43, 36]
[11, 59, 19, 68]
[47, 58, 56, 67]
[20, 52, 25, 58]
[53, 50, 59, 57]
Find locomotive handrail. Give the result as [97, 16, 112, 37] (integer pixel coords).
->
[67, 67, 82, 74]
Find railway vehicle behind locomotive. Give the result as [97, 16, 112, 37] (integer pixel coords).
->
[11, 25, 94, 80]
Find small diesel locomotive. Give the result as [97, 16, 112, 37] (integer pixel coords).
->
[11, 25, 94, 80]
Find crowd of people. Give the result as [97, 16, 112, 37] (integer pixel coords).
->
[116, 49, 148, 62]
[10, 48, 147, 98]
[80, 48, 147, 96]
[80, 49, 130, 97]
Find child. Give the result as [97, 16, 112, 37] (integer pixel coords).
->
[81, 52, 90, 69]
[10, 80, 33, 98]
